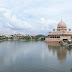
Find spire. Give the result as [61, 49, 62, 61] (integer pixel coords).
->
[61, 16, 62, 22]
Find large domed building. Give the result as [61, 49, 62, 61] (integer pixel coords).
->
[45, 20, 72, 43]
[57, 20, 67, 32]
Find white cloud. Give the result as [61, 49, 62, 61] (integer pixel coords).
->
[47, 20, 57, 24]
[0, 0, 72, 34]
[24, 7, 62, 16]
[40, 17, 57, 31]
[0, 8, 32, 31]
[10, 15, 32, 29]
[40, 17, 45, 24]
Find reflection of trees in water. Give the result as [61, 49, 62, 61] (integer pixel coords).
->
[46, 43, 71, 62]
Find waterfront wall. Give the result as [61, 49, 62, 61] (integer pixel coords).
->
[45, 36, 71, 43]
[45, 38, 60, 43]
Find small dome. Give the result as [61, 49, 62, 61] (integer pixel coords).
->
[57, 20, 66, 28]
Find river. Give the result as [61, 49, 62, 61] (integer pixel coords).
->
[0, 41, 72, 72]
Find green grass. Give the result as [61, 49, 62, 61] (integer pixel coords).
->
[70, 68, 72, 72]
[63, 40, 72, 44]
[63, 40, 69, 43]
[0, 38, 3, 40]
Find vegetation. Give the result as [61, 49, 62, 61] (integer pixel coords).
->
[24, 36, 31, 41]
[63, 40, 69, 43]
[0, 34, 46, 41]
[36, 35, 46, 37]
[63, 40, 72, 44]
[0, 38, 3, 40]
[71, 68, 72, 72]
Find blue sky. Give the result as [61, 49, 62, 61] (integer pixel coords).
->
[0, 0, 72, 35]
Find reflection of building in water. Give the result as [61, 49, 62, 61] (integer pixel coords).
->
[45, 20, 72, 43]
[46, 43, 71, 62]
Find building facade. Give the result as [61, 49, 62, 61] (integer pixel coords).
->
[45, 20, 72, 43]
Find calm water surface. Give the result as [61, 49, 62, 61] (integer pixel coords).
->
[0, 41, 72, 72]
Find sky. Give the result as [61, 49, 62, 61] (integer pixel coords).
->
[0, 0, 72, 35]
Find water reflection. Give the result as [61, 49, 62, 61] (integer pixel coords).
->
[0, 41, 72, 72]
[46, 43, 72, 62]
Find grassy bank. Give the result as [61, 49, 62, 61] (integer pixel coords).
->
[63, 40, 72, 44]
[0, 37, 45, 42]
[71, 68, 72, 72]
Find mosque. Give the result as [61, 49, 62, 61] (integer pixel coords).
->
[45, 19, 72, 43]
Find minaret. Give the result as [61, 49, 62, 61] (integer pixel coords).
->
[61, 16, 62, 22]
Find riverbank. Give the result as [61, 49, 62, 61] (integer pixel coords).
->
[0, 34, 45, 42]
[0, 38, 45, 42]
[60, 40, 72, 48]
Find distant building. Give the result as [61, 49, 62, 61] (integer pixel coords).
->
[13, 34, 23, 39]
[5, 34, 8, 37]
[0, 33, 6, 38]
[45, 20, 72, 43]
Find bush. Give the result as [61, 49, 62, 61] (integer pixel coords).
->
[40, 37, 45, 41]
[0, 38, 3, 40]
[68, 41, 70, 44]
[24, 36, 31, 41]
[71, 68, 72, 72]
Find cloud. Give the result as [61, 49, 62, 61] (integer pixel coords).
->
[0, 0, 72, 34]
[40, 17, 57, 31]
[10, 15, 32, 30]
[40, 17, 45, 24]
[0, 8, 32, 31]
[24, 7, 62, 16]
